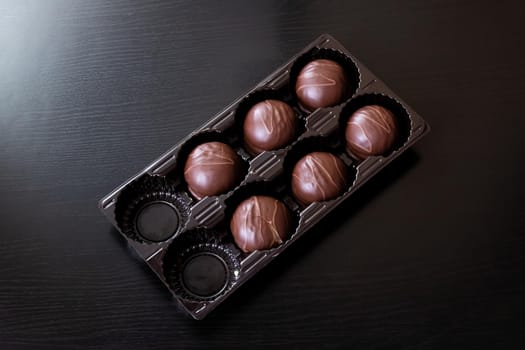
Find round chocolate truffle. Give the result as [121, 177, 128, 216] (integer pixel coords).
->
[184, 141, 243, 199]
[243, 99, 297, 155]
[295, 59, 347, 111]
[230, 195, 293, 253]
[291, 152, 348, 205]
[345, 105, 398, 159]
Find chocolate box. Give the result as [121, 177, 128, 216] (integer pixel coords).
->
[98, 34, 430, 319]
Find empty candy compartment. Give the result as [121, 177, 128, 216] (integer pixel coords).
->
[114, 175, 190, 243]
[162, 228, 241, 302]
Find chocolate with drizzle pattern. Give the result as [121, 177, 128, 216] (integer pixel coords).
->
[230, 195, 293, 253]
[295, 59, 347, 111]
[184, 141, 243, 200]
[345, 105, 398, 160]
[291, 152, 348, 205]
[243, 100, 297, 155]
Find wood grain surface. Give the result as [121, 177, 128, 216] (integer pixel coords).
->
[1, 0, 525, 348]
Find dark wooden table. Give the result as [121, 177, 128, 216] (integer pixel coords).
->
[1, 1, 524, 348]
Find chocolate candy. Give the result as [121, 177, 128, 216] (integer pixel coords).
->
[243, 100, 297, 155]
[295, 59, 347, 111]
[291, 152, 348, 205]
[184, 141, 243, 199]
[230, 195, 293, 253]
[345, 105, 398, 159]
